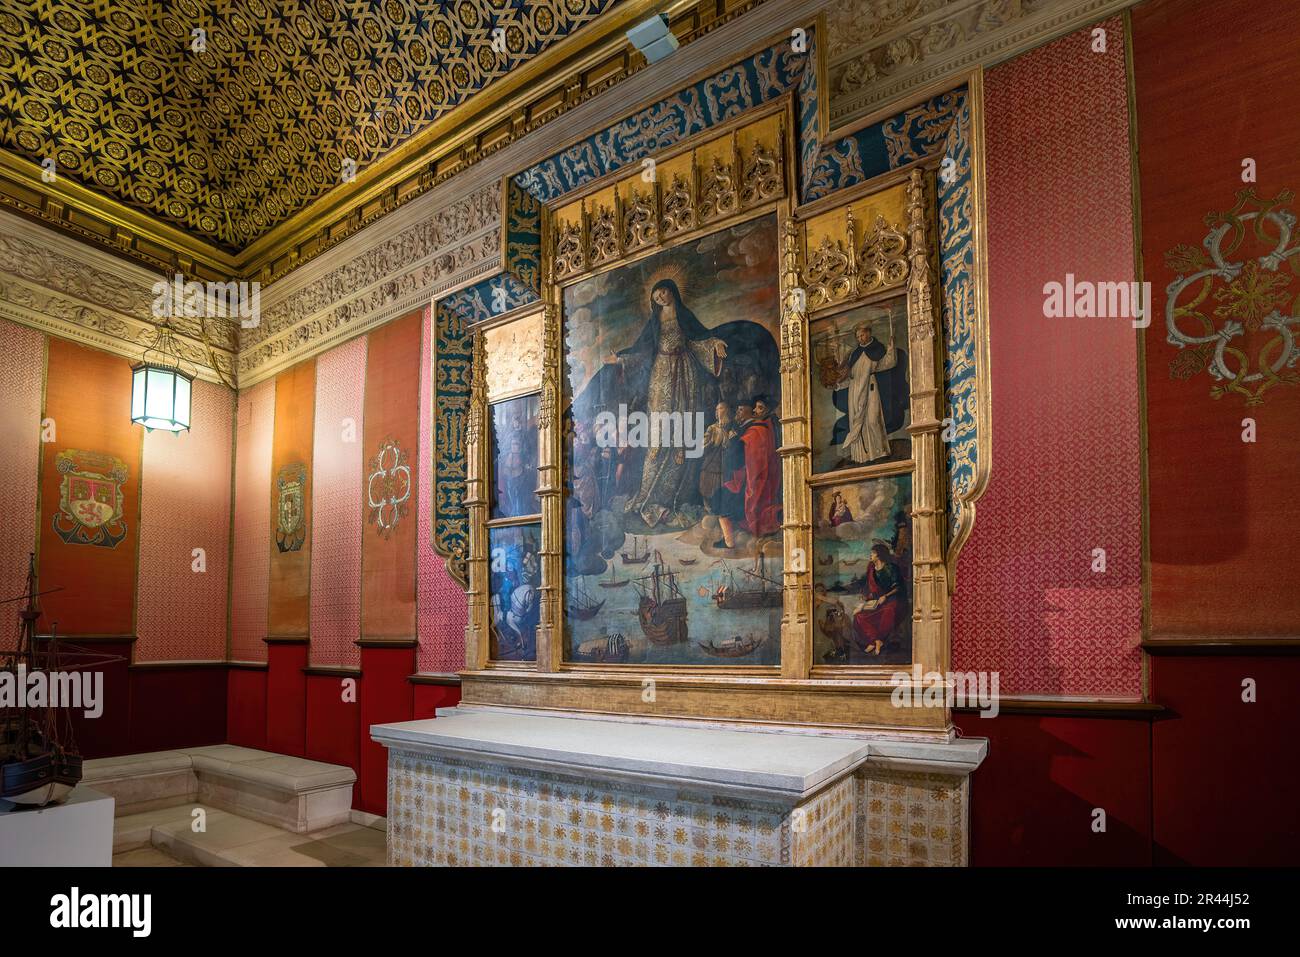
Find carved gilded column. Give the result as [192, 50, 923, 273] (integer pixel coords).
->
[905, 169, 951, 684]
[778, 214, 813, 679]
[535, 297, 564, 672]
[464, 326, 490, 670]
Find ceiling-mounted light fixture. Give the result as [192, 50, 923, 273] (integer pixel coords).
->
[131, 322, 195, 433]
[626, 14, 678, 64]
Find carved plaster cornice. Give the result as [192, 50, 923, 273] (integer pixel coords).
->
[0, 208, 234, 383]
[236, 183, 500, 386]
[826, 0, 1139, 134]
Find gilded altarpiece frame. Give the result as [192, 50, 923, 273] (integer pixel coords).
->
[461, 99, 953, 737]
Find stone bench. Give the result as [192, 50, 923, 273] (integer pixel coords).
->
[83, 745, 356, 834]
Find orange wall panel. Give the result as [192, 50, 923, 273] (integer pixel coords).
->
[38, 337, 143, 637]
[360, 310, 421, 639]
[267, 359, 316, 637]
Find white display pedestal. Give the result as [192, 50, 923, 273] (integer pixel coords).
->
[0, 785, 115, 867]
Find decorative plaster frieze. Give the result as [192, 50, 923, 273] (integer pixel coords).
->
[236, 184, 501, 385]
[0, 210, 234, 383]
[826, 0, 1138, 130]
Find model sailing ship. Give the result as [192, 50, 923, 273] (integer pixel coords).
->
[1, 554, 82, 807]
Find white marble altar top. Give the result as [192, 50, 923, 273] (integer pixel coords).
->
[372, 707, 985, 798]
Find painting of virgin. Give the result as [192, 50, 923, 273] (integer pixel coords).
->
[490, 393, 541, 519]
[563, 213, 784, 665]
[809, 296, 911, 474]
[812, 475, 912, 665]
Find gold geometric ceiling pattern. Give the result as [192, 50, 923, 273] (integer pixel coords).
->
[0, 0, 622, 252]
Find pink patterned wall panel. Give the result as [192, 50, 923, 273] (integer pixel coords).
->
[230, 378, 275, 662]
[0, 321, 44, 651]
[418, 307, 466, 673]
[136, 380, 234, 661]
[950, 20, 1143, 697]
[309, 336, 366, 667]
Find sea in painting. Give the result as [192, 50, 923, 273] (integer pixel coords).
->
[562, 214, 783, 666]
[488, 523, 541, 662]
[811, 474, 912, 665]
[490, 392, 541, 519]
[808, 295, 911, 474]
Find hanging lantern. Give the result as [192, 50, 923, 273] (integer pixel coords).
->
[131, 322, 194, 433]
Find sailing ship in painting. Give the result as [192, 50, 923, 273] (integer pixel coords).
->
[633, 553, 688, 646]
[708, 550, 782, 610]
[570, 578, 605, 621]
[620, 536, 649, 565]
[562, 216, 785, 666]
[1, 555, 83, 807]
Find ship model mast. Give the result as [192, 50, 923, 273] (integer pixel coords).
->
[1, 553, 83, 806]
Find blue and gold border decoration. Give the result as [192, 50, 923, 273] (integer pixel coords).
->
[432, 269, 540, 583]
[433, 23, 990, 590]
[935, 84, 991, 579]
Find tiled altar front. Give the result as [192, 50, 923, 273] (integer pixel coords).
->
[374, 708, 986, 867]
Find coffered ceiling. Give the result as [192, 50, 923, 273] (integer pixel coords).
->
[0, 0, 624, 253]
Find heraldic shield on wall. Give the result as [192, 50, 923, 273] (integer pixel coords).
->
[52, 449, 128, 548]
[276, 462, 307, 553]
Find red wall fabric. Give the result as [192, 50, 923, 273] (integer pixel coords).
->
[309, 337, 366, 667]
[304, 674, 361, 780]
[127, 667, 227, 753]
[39, 337, 143, 636]
[135, 379, 233, 661]
[0, 320, 43, 650]
[265, 641, 307, 757]
[227, 666, 268, 751]
[267, 360, 315, 637]
[230, 379, 274, 662]
[357, 645, 416, 815]
[360, 310, 421, 639]
[1149, 653, 1300, 864]
[1133, 0, 1300, 637]
[957, 711, 1152, 866]
[950, 19, 1143, 697]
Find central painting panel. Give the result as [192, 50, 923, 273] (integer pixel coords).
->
[563, 213, 784, 665]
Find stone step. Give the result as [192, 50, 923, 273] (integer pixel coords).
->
[84, 745, 357, 833]
[148, 804, 385, 867]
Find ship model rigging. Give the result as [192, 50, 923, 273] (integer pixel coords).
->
[1, 555, 83, 807]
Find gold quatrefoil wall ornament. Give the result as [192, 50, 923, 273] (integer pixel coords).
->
[1163, 187, 1300, 405]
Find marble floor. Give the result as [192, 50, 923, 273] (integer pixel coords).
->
[112, 803, 387, 867]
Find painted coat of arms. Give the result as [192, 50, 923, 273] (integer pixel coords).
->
[276, 463, 306, 553]
[367, 438, 411, 538]
[53, 450, 128, 548]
